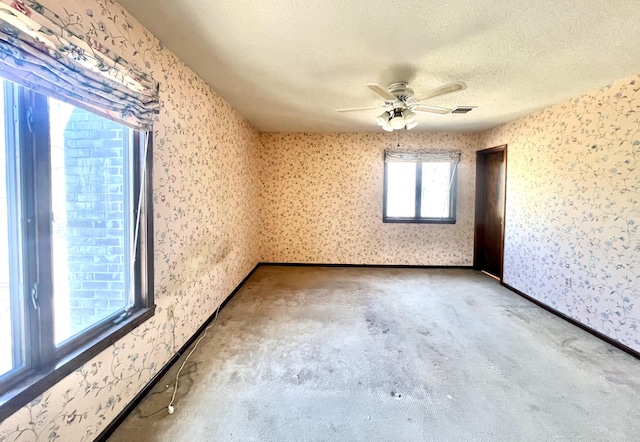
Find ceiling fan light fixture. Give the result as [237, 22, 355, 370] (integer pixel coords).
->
[403, 110, 417, 124]
[389, 117, 405, 129]
[406, 120, 418, 130]
[377, 111, 389, 126]
[389, 109, 405, 129]
[382, 122, 393, 132]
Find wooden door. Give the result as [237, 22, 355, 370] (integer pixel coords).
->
[474, 146, 506, 279]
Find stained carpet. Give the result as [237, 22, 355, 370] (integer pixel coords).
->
[108, 266, 640, 441]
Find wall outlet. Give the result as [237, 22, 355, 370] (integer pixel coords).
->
[565, 277, 572, 288]
[167, 304, 175, 320]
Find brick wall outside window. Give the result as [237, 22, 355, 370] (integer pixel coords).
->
[61, 109, 128, 335]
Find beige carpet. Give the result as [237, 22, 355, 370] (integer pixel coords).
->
[109, 266, 640, 441]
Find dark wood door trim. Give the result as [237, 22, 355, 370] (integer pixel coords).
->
[474, 144, 507, 282]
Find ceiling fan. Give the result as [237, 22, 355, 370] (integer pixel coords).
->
[336, 81, 476, 131]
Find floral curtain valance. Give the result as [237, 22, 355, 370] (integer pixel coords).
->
[0, 1, 159, 130]
[384, 149, 461, 163]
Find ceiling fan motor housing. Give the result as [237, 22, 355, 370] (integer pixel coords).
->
[388, 82, 414, 99]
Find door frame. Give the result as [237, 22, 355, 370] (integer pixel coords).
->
[473, 144, 508, 281]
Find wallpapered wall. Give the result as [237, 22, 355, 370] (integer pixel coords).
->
[479, 74, 640, 353]
[0, 0, 262, 440]
[1, 0, 638, 440]
[259, 132, 479, 265]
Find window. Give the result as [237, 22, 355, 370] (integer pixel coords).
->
[383, 150, 460, 223]
[0, 79, 154, 417]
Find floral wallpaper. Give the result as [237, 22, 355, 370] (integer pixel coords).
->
[479, 73, 640, 353]
[0, 0, 261, 440]
[0, 0, 638, 439]
[258, 132, 479, 265]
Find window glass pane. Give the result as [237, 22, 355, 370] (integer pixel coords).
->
[0, 83, 12, 376]
[421, 162, 452, 218]
[386, 162, 416, 218]
[49, 99, 132, 345]
[1, 81, 23, 376]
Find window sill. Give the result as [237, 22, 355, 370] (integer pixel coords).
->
[0, 306, 155, 421]
[383, 218, 457, 224]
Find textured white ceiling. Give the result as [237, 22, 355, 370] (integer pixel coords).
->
[118, 0, 640, 132]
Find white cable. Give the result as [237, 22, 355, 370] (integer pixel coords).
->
[132, 133, 149, 256]
[167, 305, 221, 414]
[127, 131, 151, 311]
[442, 160, 459, 213]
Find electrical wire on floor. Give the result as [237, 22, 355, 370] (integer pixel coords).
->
[167, 305, 221, 415]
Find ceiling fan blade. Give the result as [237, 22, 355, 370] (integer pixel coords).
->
[416, 82, 466, 101]
[412, 105, 452, 115]
[336, 105, 385, 113]
[365, 83, 396, 101]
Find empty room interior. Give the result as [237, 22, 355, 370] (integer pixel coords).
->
[0, 0, 639, 440]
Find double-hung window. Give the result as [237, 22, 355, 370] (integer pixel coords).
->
[0, 79, 154, 418]
[383, 149, 461, 223]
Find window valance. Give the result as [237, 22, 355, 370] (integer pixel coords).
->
[0, 1, 159, 130]
[384, 149, 461, 163]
